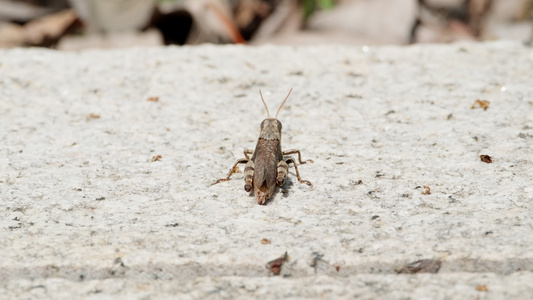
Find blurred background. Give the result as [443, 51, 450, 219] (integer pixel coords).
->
[0, 0, 532, 50]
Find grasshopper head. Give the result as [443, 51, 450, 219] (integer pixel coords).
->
[257, 88, 292, 140]
[259, 118, 282, 140]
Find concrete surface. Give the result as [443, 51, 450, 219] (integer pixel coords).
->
[0, 41, 532, 299]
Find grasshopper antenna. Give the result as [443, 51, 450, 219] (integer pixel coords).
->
[259, 89, 271, 118]
[275, 88, 293, 119]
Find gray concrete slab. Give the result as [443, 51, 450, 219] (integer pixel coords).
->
[0, 41, 532, 299]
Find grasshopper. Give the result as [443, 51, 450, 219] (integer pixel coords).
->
[215, 89, 313, 205]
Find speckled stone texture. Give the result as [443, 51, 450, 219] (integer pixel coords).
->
[1, 41, 532, 299]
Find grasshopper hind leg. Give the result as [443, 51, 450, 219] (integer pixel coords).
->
[282, 149, 314, 164]
[243, 149, 254, 160]
[243, 160, 255, 192]
[276, 160, 289, 186]
[285, 157, 312, 186]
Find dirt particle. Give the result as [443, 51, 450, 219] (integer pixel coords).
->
[471, 99, 490, 110]
[480, 155, 492, 163]
[86, 113, 100, 121]
[421, 185, 431, 195]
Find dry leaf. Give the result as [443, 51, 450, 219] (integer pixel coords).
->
[476, 285, 488, 292]
[261, 238, 271, 244]
[147, 96, 159, 102]
[471, 99, 490, 110]
[152, 155, 162, 162]
[205, 1, 246, 44]
[266, 252, 288, 275]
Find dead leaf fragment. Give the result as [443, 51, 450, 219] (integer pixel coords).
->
[480, 155, 492, 163]
[476, 285, 488, 292]
[244, 61, 256, 69]
[147, 96, 159, 102]
[421, 185, 431, 195]
[206, 1, 246, 44]
[471, 99, 490, 110]
[151, 155, 162, 162]
[261, 238, 271, 244]
[266, 252, 288, 276]
[86, 113, 100, 121]
[396, 259, 442, 274]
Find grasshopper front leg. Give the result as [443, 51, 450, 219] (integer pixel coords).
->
[243, 149, 254, 160]
[215, 149, 254, 184]
[282, 149, 314, 164]
[215, 158, 249, 184]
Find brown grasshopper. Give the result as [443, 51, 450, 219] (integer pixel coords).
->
[215, 89, 313, 205]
